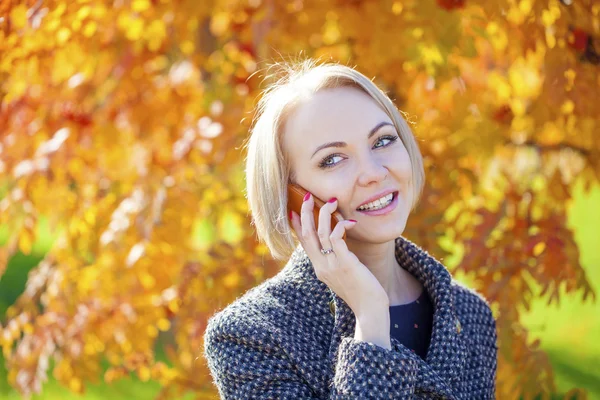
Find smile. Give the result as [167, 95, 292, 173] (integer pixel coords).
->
[356, 192, 399, 215]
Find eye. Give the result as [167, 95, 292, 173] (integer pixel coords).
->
[319, 154, 343, 169]
[318, 135, 399, 169]
[374, 135, 397, 148]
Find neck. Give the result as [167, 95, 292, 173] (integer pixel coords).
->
[346, 238, 423, 306]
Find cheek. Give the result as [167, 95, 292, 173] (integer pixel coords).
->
[392, 150, 413, 178]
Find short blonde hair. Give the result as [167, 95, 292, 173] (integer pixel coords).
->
[244, 59, 425, 262]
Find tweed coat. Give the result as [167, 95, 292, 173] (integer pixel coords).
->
[203, 236, 498, 399]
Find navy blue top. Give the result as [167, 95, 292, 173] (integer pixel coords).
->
[389, 289, 434, 360]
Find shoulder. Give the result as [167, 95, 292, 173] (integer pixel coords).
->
[451, 280, 496, 332]
[204, 275, 287, 339]
[204, 260, 331, 345]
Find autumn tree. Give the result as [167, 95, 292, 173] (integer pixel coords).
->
[1, 0, 598, 398]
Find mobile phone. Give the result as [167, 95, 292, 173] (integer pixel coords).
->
[287, 183, 346, 241]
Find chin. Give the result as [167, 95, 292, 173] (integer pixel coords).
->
[350, 218, 407, 243]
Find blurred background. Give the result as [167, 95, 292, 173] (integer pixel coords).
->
[1, 0, 599, 398]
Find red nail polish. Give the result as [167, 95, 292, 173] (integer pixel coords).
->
[289, 211, 294, 220]
[327, 197, 337, 203]
[303, 192, 311, 202]
[348, 219, 357, 223]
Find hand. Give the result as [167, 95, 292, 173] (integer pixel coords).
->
[289, 192, 390, 317]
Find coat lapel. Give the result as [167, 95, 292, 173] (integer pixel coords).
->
[324, 236, 468, 398]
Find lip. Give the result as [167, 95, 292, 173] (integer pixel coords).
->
[356, 191, 399, 216]
[356, 190, 398, 209]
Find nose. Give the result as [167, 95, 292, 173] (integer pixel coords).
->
[356, 154, 389, 187]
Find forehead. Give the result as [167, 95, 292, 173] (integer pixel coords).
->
[282, 86, 392, 147]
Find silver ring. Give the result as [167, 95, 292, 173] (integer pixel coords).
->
[320, 247, 334, 255]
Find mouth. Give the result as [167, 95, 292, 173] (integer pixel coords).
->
[356, 191, 399, 215]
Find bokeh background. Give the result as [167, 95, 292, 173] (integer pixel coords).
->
[1, 0, 599, 398]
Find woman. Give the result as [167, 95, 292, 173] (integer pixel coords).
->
[203, 59, 498, 399]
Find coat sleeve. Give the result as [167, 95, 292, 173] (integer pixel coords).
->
[203, 310, 421, 400]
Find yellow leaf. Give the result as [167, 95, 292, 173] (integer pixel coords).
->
[392, 2, 403, 15]
[167, 299, 179, 314]
[23, 323, 34, 335]
[119, 12, 144, 40]
[486, 22, 508, 51]
[139, 271, 156, 289]
[210, 12, 230, 36]
[561, 100, 574, 114]
[533, 242, 546, 256]
[545, 30, 556, 49]
[18, 228, 34, 255]
[179, 351, 192, 369]
[132, 0, 151, 12]
[127, 18, 145, 40]
[180, 40, 195, 55]
[94, 339, 105, 352]
[421, 44, 444, 66]
[146, 20, 166, 52]
[76, 6, 91, 20]
[255, 243, 269, 256]
[538, 122, 563, 146]
[54, 3, 67, 17]
[541, 7, 560, 27]
[84, 208, 96, 225]
[90, 4, 107, 19]
[72, 18, 82, 32]
[509, 98, 526, 117]
[157, 318, 170, 331]
[223, 270, 241, 288]
[147, 325, 158, 338]
[7, 369, 17, 385]
[69, 377, 82, 393]
[57, 27, 71, 44]
[519, 0, 532, 15]
[412, 28, 424, 39]
[10, 5, 28, 30]
[322, 20, 341, 45]
[82, 22, 97, 37]
[121, 340, 132, 353]
[509, 59, 542, 99]
[84, 342, 96, 355]
[138, 366, 151, 382]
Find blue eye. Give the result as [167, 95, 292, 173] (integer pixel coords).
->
[318, 135, 399, 169]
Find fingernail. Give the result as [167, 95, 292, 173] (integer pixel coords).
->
[348, 219, 357, 223]
[303, 192, 311, 202]
[289, 211, 294, 220]
[327, 197, 337, 203]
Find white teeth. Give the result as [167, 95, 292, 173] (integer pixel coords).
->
[357, 193, 394, 211]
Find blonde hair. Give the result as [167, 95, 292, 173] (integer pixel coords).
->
[243, 59, 425, 262]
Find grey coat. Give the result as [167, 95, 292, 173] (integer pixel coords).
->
[203, 236, 498, 399]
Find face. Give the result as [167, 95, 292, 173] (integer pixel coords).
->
[282, 86, 414, 243]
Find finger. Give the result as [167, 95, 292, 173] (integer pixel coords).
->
[299, 192, 321, 251]
[289, 211, 301, 239]
[317, 198, 338, 251]
[330, 219, 357, 257]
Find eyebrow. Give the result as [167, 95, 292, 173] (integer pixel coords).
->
[310, 121, 395, 160]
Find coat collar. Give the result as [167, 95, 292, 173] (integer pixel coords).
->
[289, 236, 468, 397]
